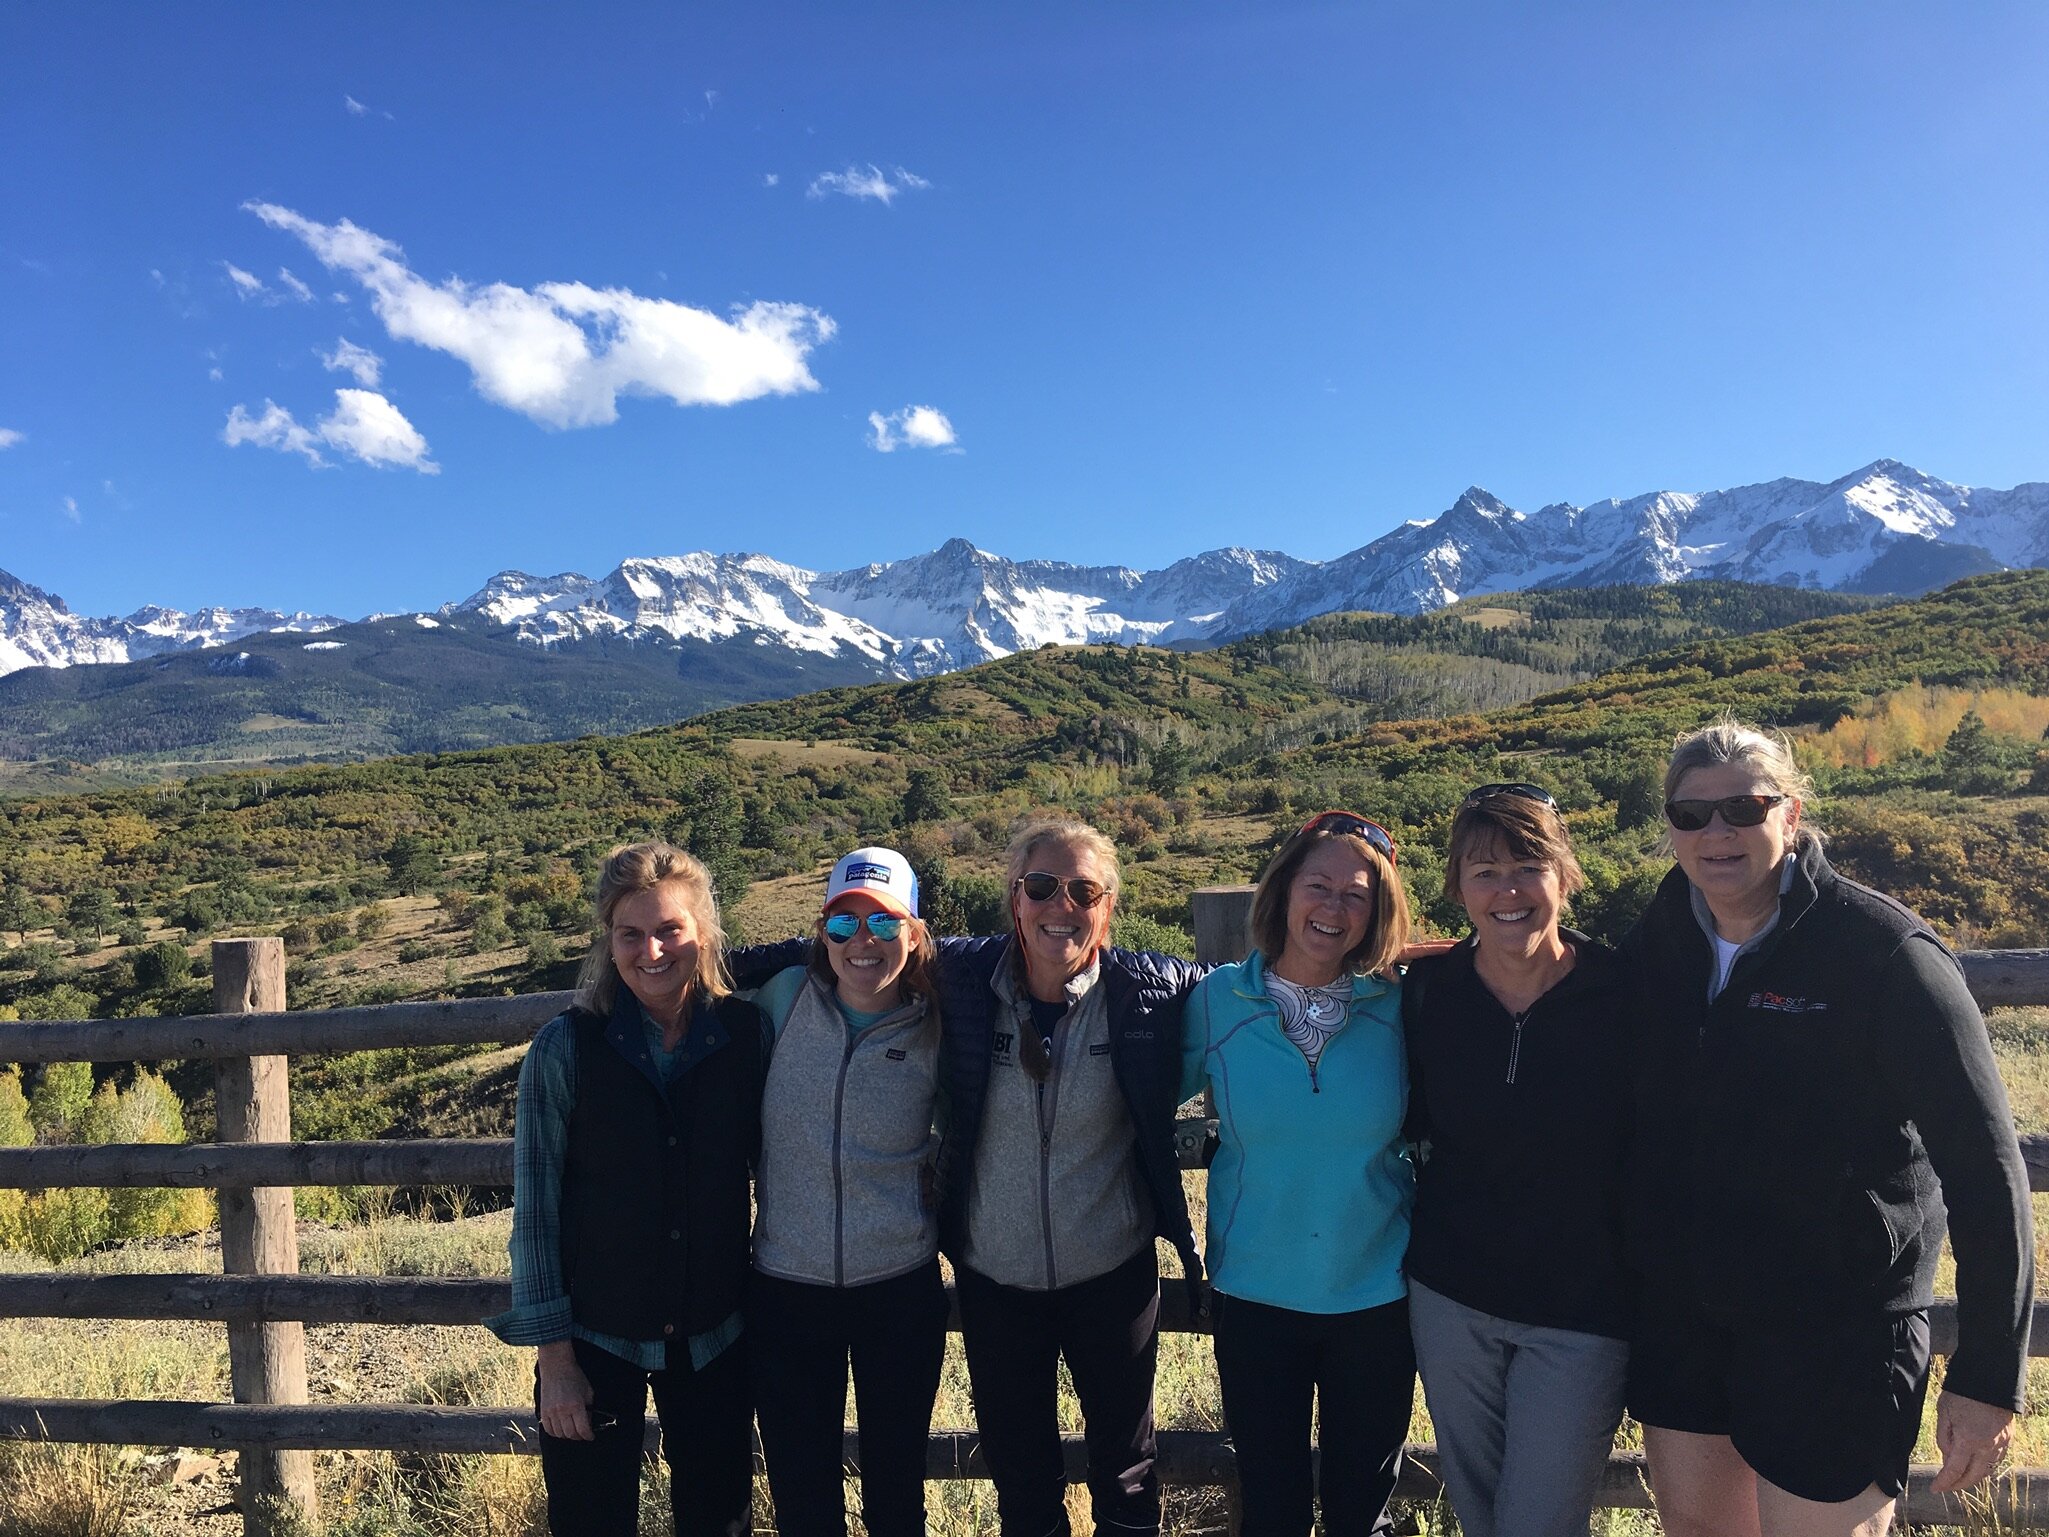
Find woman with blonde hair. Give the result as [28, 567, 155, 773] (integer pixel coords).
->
[488, 842, 769, 1537]
[1179, 810, 1415, 1536]
[1627, 719, 2032, 1537]
[934, 815, 1206, 1537]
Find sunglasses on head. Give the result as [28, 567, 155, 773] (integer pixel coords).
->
[823, 911, 907, 942]
[1299, 810, 1399, 866]
[1663, 794, 1787, 832]
[1461, 782, 1557, 810]
[1015, 872, 1110, 908]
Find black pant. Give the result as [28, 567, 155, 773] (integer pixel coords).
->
[534, 1334, 752, 1537]
[749, 1261, 950, 1537]
[956, 1247, 1162, 1537]
[1211, 1292, 1415, 1537]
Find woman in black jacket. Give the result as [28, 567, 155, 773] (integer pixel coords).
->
[1404, 783, 1632, 1537]
[1627, 719, 2032, 1537]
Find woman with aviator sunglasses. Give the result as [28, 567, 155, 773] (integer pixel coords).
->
[1401, 783, 1633, 1537]
[1179, 809, 1416, 1536]
[744, 846, 948, 1537]
[1625, 718, 2031, 1537]
[934, 815, 1206, 1537]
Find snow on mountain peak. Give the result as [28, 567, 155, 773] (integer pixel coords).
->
[0, 461, 2042, 684]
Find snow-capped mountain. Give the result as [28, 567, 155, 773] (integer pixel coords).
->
[2, 461, 2044, 682]
[1209, 461, 2048, 637]
[446, 539, 1308, 676]
[0, 568, 342, 676]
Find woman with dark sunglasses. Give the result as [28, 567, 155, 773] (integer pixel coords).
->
[1179, 809, 1416, 1536]
[744, 846, 948, 1537]
[1401, 784, 1633, 1537]
[1626, 718, 2031, 1537]
[935, 814, 1205, 1537]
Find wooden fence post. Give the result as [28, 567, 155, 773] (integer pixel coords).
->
[1191, 886, 1255, 968]
[212, 938, 316, 1534]
[1188, 887, 1254, 1533]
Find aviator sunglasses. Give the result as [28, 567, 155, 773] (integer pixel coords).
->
[1015, 872, 1111, 908]
[823, 911, 908, 942]
[1299, 809, 1399, 866]
[1663, 794, 1788, 832]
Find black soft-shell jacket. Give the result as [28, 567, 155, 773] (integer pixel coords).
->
[1624, 840, 2033, 1410]
[1404, 931, 1633, 1338]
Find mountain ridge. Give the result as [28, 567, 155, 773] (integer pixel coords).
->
[2, 462, 2043, 691]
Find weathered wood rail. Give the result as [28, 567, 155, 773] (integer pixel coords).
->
[3, 895, 2049, 1534]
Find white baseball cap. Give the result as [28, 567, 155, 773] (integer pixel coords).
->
[824, 846, 920, 918]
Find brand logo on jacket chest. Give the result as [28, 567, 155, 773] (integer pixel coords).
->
[1748, 990, 1830, 1014]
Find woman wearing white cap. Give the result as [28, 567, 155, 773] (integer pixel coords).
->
[745, 846, 948, 1537]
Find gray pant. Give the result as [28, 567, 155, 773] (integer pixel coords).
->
[1409, 1278, 1628, 1537]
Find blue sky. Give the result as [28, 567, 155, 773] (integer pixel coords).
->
[4, 2, 2047, 619]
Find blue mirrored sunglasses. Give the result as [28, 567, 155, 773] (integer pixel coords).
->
[823, 911, 907, 943]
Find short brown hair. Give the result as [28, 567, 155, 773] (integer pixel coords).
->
[573, 842, 731, 1016]
[1249, 819, 1409, 978]
[1443, 792, 1585, 907]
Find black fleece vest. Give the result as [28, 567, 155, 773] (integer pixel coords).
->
[560, 998, 765, 1343]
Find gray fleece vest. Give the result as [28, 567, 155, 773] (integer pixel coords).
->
[753, 974, 940, 1287]
[960, 958, 1154, 1290]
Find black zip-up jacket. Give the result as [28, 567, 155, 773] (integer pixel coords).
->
[1624, 840, 2032, 1410]
[1403, 930, 1632, 1338]
[730, 936, 1206, 1287]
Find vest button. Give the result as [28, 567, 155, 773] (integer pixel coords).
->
[663, 1324, 676, 1335]
[668, 1136, 678, 1147]
[670, 1230, 681, 1240]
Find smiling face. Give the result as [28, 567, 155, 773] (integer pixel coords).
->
[1457, 833, 1566, 960]
[1668, 760, 1802, 916]
[1011, 837, 1117, 990]
[822, 891, 917, 1012]
[1273, 838, 1378, 987]
[607, 879, 703, 1024]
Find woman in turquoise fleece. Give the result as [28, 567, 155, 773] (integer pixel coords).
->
[1180, 810, 1415, 1537]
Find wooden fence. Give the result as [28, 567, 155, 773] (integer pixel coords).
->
[2, 894, 2048, 1534]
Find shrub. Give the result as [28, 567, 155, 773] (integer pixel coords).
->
[133, 940, 193, 992]
[29, 1061, 93, 1136]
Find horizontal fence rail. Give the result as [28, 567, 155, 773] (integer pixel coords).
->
[8, 1122, 2049, 1192]
[4, 951, 2046, 1069]
[0, 1273, 2042, 1358]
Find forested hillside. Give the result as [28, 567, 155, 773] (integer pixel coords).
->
[0, 573, 2044, 1160]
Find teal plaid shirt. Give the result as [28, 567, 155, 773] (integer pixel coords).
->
[485, 991, 746, 1372]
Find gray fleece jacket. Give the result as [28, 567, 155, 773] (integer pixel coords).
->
[752, 969, 941, 1287]
[959, 957, 1155, 1290]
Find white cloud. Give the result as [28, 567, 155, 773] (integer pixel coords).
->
[244, 201, 837, 429]
[807, 164, 931, 205]
[224, 262, 267, 299]
[62, 496, 80, 524]
[321, 336, 384, 386]
[0, 428, 23, 449]
[224, 400, 327, 466]
[276, 267, 315, 303]
[867, 404, 958, 453]
[344, 94, 368, 115]
[320, 389, 437, 472]
[763, 172, 780, 187]
[209, 366, 224, 382]
[222, 389, 437, 473]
